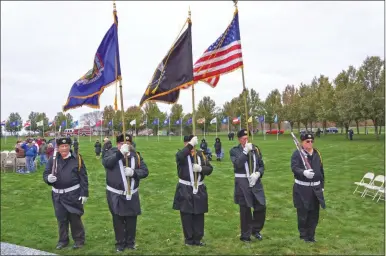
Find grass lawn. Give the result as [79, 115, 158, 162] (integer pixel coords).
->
[1, 133, 385, 255]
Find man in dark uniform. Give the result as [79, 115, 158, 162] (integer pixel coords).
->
[291, 132, 325, 243]
[43, 137, 88, 250]
[229, 129, 266, 243]
[102, 133, 149, 252]
[173, 135, 213, 246]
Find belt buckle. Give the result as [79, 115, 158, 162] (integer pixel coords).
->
[59, 189, 65, 194]
[310, 182, 314, 186]
[122, 191, 127, 196]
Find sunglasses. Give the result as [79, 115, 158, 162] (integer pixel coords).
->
[305, 140, 314, 143]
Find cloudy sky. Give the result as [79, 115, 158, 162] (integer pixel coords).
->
[1, 1, 384, 123]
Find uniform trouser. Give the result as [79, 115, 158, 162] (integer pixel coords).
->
[296, 207, 320, 239]
[58, 212, 85, 245]
[111, 213, 137, 247]
[239, 205, 266, 239]
[180, 212, 204, 245]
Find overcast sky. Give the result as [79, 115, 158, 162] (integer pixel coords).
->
[1, 1, 384, 123]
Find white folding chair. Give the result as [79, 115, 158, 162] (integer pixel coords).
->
[376, 188, 385, 202]
[362, 175, 385, 198]
[353, 172, 375, 195]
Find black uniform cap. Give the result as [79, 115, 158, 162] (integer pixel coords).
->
[201, 139, 206, 142]
[184, 135, 194, 142]
[300, 132, 314, 141]
[237, 129, 248, 138]
[215, 137, 220, 142]
[57, 137, 72, 146]
[116, 133, 133, 143]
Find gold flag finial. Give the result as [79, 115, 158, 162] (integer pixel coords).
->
[188, 6, 191, 22]
[232, 0, 238, 7]
[113, 1, 116, 11]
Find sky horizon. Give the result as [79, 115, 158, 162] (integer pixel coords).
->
[1, 1, 384, 123]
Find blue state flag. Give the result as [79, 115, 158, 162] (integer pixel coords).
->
[175, 119, 181, 125]
[222, 117, 228, 124]
[153, 118, 159, 125]
[63, 10, 121, 111]
[186, 118, 192, 125]
[258, 115, 265, 123]
[163, 118, 169, 125]
[72, 120, 79, 128]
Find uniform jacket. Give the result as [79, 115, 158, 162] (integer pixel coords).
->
[102, 147, 148, 216]
[230, 144, 266, 209]
[214, 142, 221, 154]
[43, 151, 88, 221]
[173, 144, 213, 214]
[291, 148, 325, 209]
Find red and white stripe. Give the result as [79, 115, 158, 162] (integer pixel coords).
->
[193, 40, 243, 87]
[24, 120, 31, 128]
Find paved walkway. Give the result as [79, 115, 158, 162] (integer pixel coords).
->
[1, 242, 56, 255]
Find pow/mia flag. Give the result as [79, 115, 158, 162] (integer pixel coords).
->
[139, 22, 194, 107]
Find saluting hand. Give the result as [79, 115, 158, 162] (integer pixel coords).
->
[120, 144, 130, 156]
[243, 143, 253, 154]
[188, 136, 198, 147]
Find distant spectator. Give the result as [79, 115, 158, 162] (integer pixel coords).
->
[39, 140, 48, 166]
[20, 139, 38, 173]
[73, 137, 79, 155]
[94, 140, 102, 159]
[46, 143, 54, 159]
[214, 137, 224, 161]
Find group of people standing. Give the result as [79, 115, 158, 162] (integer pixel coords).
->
[42, 130, 325, 252]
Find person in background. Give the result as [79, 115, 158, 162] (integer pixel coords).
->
[214, 138, 224, 161]
[46, 143, 54, 159]
[94, 140, 102, 159]
[348, 129, 354, 140]
[39, 140, 48, 167]
[15, 140, 26, 173]
[102, 137, 112, 158]
[21, 139, 38, 173]
[73, 138, 79, 156]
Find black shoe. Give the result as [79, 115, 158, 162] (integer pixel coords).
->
[116, 246, 125, 252]
[254, 232, 263, 240]
[73, 243, 84, 249]
[55, 243, 68, 250]
[127, 244, 136, 250]
[305, 237, 316, 243]
[195, 241, 206, 246]
[240, 237, 251, 243]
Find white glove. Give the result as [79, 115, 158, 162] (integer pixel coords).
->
[47, 174, 57, 183]
[249, 172, 260, 187]
[188, 136, 198, 147]
[303, 169, 315, 179]
[124, 167, 134, 177]
[120, 144, 130, 156]
[243, 143, 253, 154]
[322, 188, 324, 192]
[78, 196, 88, 204]
[193, 163, 202, 173]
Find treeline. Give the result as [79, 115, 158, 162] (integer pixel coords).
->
[2, 56, 384, 139]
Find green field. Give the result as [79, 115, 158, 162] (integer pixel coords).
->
[1, 134, 385, 255]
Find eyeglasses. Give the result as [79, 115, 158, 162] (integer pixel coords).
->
[306, 140, 314, 144]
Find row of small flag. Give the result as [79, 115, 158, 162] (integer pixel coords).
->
[0, 120, 80, 128]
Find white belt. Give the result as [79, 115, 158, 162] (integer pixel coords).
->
[235, 173, 248, 178]
[52, 184, 80, 194]
[106, 185, 138, 196]
[295, 179, 320, 187]
[179, 179, 203, 187]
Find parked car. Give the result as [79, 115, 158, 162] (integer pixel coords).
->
[326, 127, 339, 133]
[266, 129, 284, 135]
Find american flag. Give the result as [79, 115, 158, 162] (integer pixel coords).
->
[185, 10, 243, 89]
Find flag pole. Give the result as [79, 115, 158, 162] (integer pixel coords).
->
[146, 116, 149, 141]
[264, 115, 266, 141]
[157, 119, 159, 142]
[251, 116, 253, 141]
[216, 119, 218, 138]
[188, 7, 198, 190]
[233, 1, 252, 175]
[114, 2, 131, 195]
[277, 117, 279, 141]
[180, 118, 183, 141]
[169, 117, 171, 141]
[100, 113, 103, 142]
[228, 117, 230, 134]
